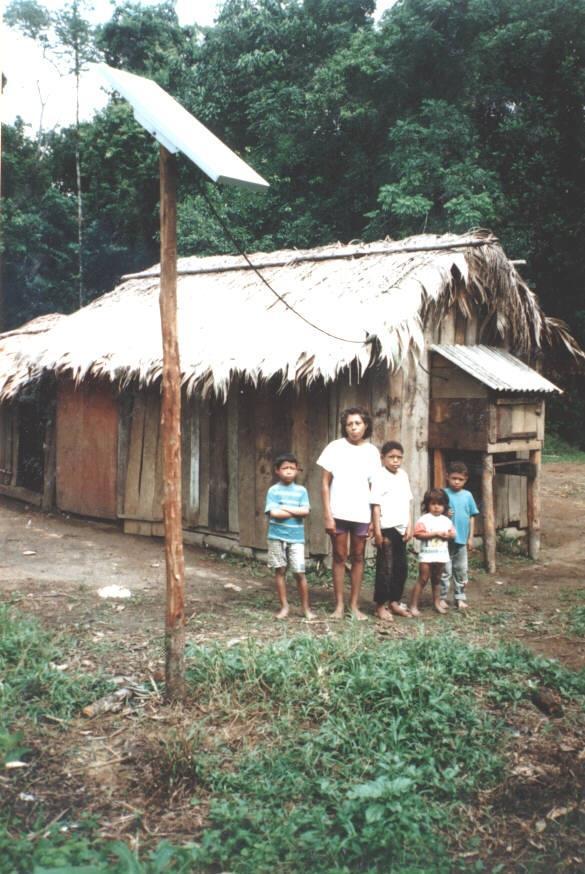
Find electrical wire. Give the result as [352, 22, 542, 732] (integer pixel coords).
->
[194, 180, 370, 345]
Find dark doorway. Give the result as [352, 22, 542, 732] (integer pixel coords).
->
[17, 389, 48, 493]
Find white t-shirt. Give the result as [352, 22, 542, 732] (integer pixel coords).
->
[414, 512, 455, 563]
[317, 438, 381, 524]
[370, 467, 413, 534]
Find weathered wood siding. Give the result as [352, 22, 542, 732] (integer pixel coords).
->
[122, 390, 164, 525]
[182, 368, 417, 555]
[0, 404, 18, 486]
[56, 380, 118, 519]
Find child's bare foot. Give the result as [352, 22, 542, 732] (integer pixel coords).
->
[409, 606, 421, 617]
[438, 599, 449, 611]
[433, 602, 448, 615]
[350, 608, 368, 621]
[456, 601, 469, 611]
[275, 606, 289, 620]
[330, 607, 345, 620]
[303, 609, 317, 621]
[375, 606, 394, 622]
[390, 602, 411, 617]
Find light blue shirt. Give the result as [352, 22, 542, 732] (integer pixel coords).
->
[445, 488, 479, 544]
[265, 482, 309, 543]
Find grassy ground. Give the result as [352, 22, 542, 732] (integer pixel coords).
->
[543, 430, 585, 464]
[1, 456, 585, 872]
[1, 604, 584, 874]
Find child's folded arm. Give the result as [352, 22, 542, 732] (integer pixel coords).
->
[268, 507, 292, 519]
[284, 505, 310, 517]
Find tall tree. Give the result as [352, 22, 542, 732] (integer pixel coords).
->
[6, 0, 98, 307]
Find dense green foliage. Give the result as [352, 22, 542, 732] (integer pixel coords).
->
[2, 615, 585, 872]
[178, 633, 585, 872]
[2, 0, 585, 435]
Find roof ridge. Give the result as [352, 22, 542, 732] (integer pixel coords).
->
[122, 235, 495, 281]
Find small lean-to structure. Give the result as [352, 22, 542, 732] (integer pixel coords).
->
[0, 231, 579, 568]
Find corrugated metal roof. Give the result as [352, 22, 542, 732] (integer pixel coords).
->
[431, 345, 562, 394]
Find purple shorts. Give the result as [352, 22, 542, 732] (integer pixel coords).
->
[333, 518, 370, 537]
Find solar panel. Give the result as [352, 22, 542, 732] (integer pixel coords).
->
[96, 63, 269, 192]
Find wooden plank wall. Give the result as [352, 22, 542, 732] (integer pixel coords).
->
[56, 379, 118, 519]
[234, 378, 333, 553]
[208, 396, 229, 530]
[123, 390, 163, 524]
[397, 354, 430, 515]
[227, 384, 239, 533]
[0, 405, 17, 486]
[181, 395, 200, 526]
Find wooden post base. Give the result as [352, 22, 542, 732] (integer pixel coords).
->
[482, 452, 496, 573]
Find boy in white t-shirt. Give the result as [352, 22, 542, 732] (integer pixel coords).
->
[370, 441, 413, 622]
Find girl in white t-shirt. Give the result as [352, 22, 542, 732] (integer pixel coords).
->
[317, 406, 381, 620]
[409, 488, 455, 617]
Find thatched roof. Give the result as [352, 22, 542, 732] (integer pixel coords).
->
[1, 230, 579, 400]
[0, 314, 66, 400]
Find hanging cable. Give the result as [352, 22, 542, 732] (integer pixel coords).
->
[193, 180, 369, 345]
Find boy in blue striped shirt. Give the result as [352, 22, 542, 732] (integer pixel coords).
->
[265, 453, 315, 620]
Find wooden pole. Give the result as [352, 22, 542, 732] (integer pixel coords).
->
[433, 449, 446, 489]
[159, 146, 186, 701]
[527, 448, 541, 560]
[481, 452, 496, 573]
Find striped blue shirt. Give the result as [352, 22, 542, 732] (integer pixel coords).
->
[265, 482, 310, 543]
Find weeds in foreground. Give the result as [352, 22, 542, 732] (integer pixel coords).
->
[174, 633, 584, 873]
[569, 606, 585, 637]
[0, 604, 113, 764]
[2, 615, 584, 873]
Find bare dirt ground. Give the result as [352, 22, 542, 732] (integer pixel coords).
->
[1, 462, 584, 670]
[1, 461, 584, 869]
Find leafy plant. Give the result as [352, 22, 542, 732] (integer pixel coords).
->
[569, 606, 585, 638]
[177, 632, 585, 872]
[0, 605, 113, 745]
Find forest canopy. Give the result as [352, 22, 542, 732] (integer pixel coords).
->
[2, 0, 585, 437]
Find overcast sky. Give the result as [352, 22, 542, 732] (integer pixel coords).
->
[1, 1, 396, 133]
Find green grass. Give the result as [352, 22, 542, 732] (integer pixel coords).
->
[2, 615, 584, 873]
[543, 430, 585, 463]
[0, 605, 113, 763]
[174, 633, 585, 873]
[569, 606, 585, 637]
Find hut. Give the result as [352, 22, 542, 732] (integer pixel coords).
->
[0, 231, 577, 567]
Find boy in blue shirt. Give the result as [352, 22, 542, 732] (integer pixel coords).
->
[440, 461, 479, 611]
[265, 453, 316, 620]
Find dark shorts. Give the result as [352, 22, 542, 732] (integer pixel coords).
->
[333, 518, 370, 537]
